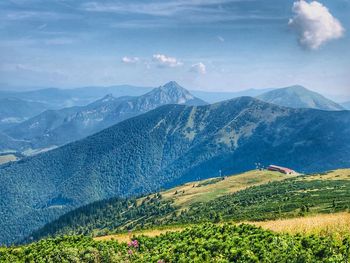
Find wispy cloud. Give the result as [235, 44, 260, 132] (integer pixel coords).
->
[0, 37, 76, 47]
[0, 63, 65, 76]
[82, 0, 285, 26]
[288, 0, 345, 50]
[44, 37, 75, 45]
[190, 62, 207, 74]
[2, 10, 79, 21]
[81, 1, 232, 16]
[217, 35, 225, 42]
[121, 56, 140, 64]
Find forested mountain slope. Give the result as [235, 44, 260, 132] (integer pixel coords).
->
[4, 81, 206, 150]
[0, 97, 350, 245]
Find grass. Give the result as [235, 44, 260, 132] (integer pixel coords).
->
[0, 154, 18, 165]
[300, 169, 350, 181]
[96, 212, 350, 243]
[160, 170, 296, 208]
[94, 226, 184, 242]
[252, 212, 350, 240]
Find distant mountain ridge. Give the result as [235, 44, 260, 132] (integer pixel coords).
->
[191, 88, 274, 103]
[0, 132, 29, 153]
[342, 101, 350, 110]
[4, 81, 206, 150]
[0, 85, 153, 108]
[0, 96, 349, 245]
[0, 97, 49, 131]
[257, 85, 345, 111]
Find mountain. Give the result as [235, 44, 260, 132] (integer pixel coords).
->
[0, 85, 153, 109]
[0, 96, 349, 245]
[191, 88, 274, 103]
[342, 101, 350, 110]
[256, 85, 345, 111]
[4, 81, 207, 150]
[0, 132, 30, 153]
[0, 98, 49, 130]
[26, 169, 349, 242]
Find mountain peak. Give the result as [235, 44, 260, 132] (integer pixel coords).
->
[101, 94, 115, 102]
[162, 80, 182, 87]
[160, 81, 187, 93]
[284, 85, 307, 91]
[257, 85, 344, 111]
[146, 81, 207, 106]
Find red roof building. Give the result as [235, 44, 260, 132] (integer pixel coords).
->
[267, 165, 296, 174]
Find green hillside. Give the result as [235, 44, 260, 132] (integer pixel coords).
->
[3, 223, 350, 263]
[27, 169, 350, 243]
[1, 97, 350, 245]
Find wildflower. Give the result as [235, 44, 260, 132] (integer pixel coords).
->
[132, 239, 139, 248]
[128, 249, 133, 255]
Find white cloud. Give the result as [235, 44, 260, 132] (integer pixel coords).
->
[288, 0, 345, 50]
[190, 62, 207, 74]
[152, 54, 183, 68]
[217, 36, 225, 42]
[121, 56, 140, 64]
[82, 1, 232, 17]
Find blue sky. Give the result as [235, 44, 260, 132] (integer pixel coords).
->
[0, 0, 349, 100]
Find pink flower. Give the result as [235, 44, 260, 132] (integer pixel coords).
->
[128, 249, 133, 255]
[132, 240, 139, 248]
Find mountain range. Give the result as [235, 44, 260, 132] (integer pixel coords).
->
[2, 84, 345, 153]
[0, 85, 153, 109]
[0, 96, 349, 245]
[256, 85, 345, 111]
[3, 82, 206, 151]
[0, 98, 49, 130]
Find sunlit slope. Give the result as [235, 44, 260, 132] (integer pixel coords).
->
[28, 169, 350, 243]
[159, 170, 296, 207]
[27, 169, 293, 242]
[96, 212, 350, 242]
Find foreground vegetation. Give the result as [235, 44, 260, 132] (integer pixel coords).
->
[28, 169, 350, 242]
[254, 212, 350, 240]
[3, 223, 350, 262]
[95, 212, 350, 242]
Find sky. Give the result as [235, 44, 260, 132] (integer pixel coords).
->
[0, 0, 349, 100]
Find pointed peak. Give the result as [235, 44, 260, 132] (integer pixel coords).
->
[160, 81, 185, 91]
[102, 93, 115, 99]
[164, 80, 180, 86]
[143, 81, 207, 105]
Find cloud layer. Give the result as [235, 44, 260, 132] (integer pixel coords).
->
[289, 0, 344, 50]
